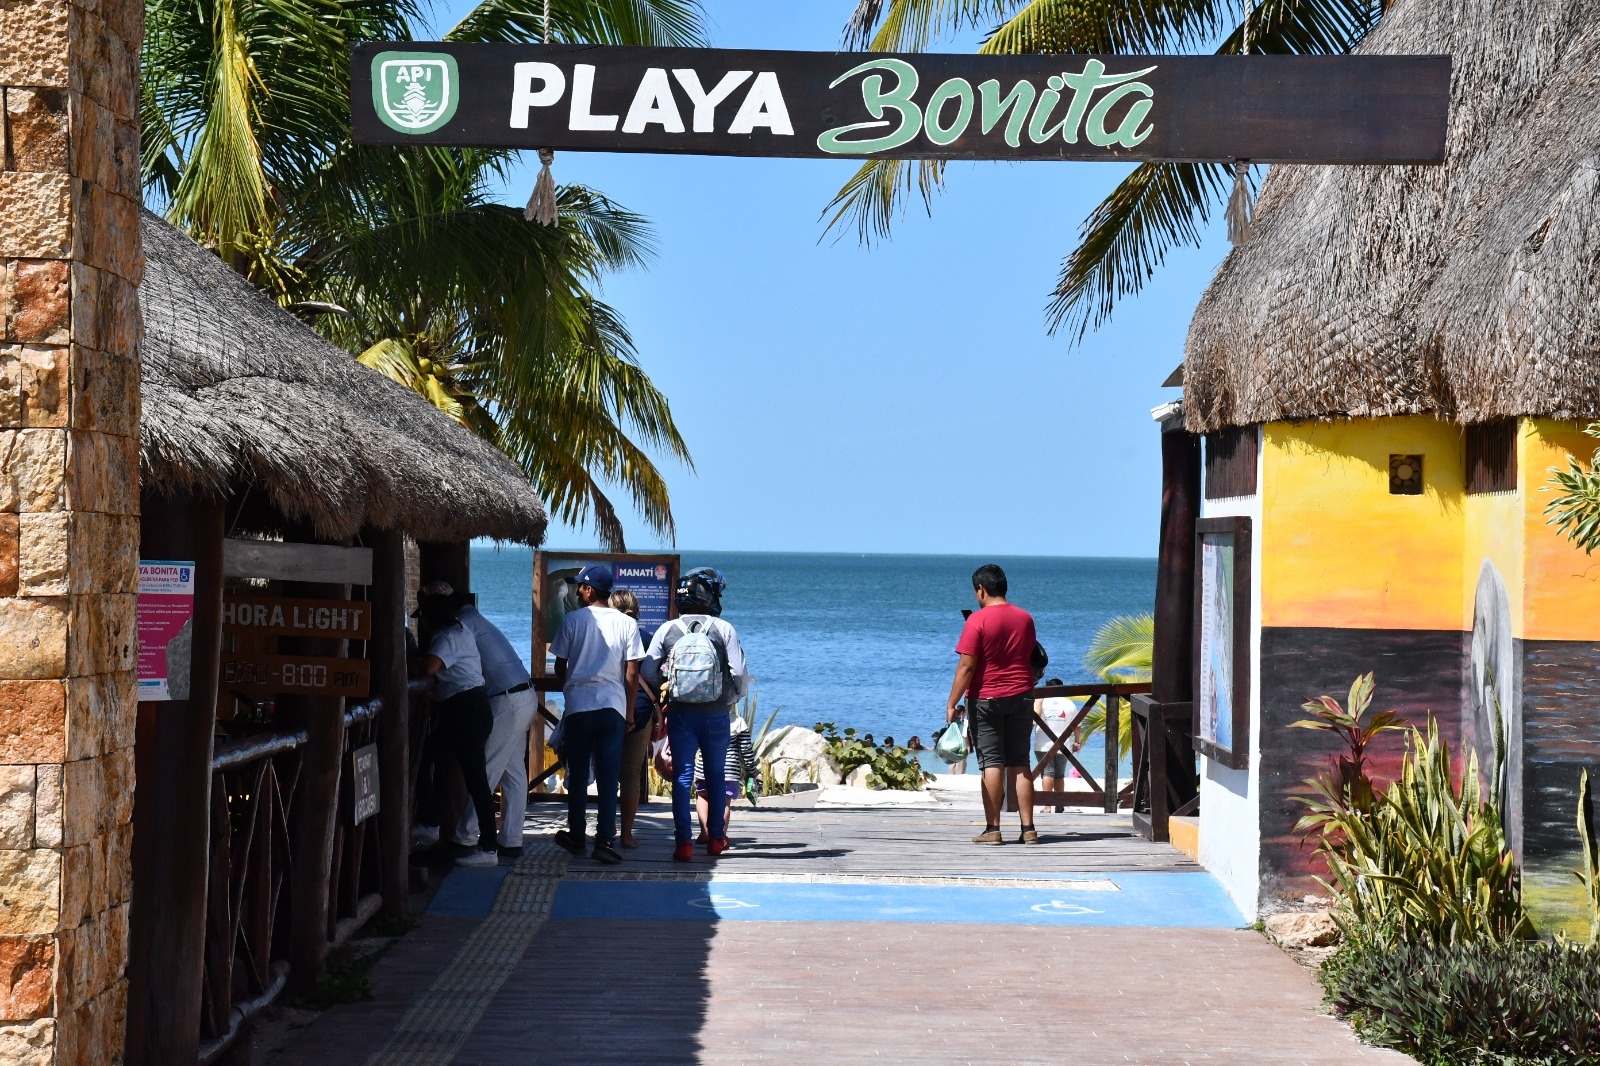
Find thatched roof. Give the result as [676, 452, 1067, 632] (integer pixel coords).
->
[1183, 0, 1600, 433]
[139, 211, 548, 544]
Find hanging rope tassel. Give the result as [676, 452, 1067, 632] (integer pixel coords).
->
[525, 148, 560, 227]
[1226, 160, 1253, 246]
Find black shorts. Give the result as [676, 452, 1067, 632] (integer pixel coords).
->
[971, 695, 1033, 770]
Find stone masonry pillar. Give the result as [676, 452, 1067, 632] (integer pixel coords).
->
[0, 0, 144, 1060]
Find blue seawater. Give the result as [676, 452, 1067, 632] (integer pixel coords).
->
[470, 547, 1154, 773]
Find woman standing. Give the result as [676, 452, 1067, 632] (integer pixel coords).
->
[610, 589, 661, 848]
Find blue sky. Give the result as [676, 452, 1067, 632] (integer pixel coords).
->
[435, 2, 1230, 557]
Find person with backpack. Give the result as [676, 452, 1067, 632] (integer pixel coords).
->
[548, 563, 644, 865]
[641, 567, 750, 861]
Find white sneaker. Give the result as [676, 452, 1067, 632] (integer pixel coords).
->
[411, 824, 440, 848]
[455, 848, 499, 868]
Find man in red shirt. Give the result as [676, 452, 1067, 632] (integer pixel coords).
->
[946, 564, 1039, 845]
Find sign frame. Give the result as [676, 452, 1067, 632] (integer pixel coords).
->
[1193, 516, 1252, 769]
[138, 559, 197, 703]
[352, 44, 1451, 166]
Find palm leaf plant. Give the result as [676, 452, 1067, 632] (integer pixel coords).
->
[142, 0, 707, 547]
[830, 0, 1385, 340]
[1078, 612, 1153, 757]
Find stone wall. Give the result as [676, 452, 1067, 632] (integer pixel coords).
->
[0, 0, 143, 1060]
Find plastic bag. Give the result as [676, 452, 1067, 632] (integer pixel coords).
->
[548, 715, 567, 754]
[934, 720, 969, 763]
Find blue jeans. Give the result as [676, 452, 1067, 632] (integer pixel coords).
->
[668, 706, 729, 844]
[563, 709, 623, 845]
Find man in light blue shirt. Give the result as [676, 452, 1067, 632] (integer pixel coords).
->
[451, 598, 538, 859]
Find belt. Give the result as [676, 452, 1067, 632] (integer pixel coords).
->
[488, 681, 532, 699]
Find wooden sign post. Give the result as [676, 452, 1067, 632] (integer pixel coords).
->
[221, 592, 373, 702]
[353, 45, 1450, 164]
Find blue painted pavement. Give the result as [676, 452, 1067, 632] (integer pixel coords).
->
[427, 864, 511, 917]
[548, 873, 1242, 927]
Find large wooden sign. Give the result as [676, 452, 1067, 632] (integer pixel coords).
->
[221, 654, 372, 698]
[352, 45, 1450, 164]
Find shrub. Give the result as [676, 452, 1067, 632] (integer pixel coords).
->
[1322, 936, 1600, 1065]
[812, 722, 932, 791]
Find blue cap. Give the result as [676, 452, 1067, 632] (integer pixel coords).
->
[575, 563, 614, 595]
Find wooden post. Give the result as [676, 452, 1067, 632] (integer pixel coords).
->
[1104, 693, 1119, 814]
[1153, 425, 1200, 705]
[370, 529, 410, 921]
[126, 492, 224, 1065]
[286, 571, 350, 996]
[419, 541, 470, 594]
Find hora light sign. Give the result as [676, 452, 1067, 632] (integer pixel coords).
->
[353, 44, 1451, 164]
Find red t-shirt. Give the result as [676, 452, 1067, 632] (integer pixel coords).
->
[955, 603, 1037, 699]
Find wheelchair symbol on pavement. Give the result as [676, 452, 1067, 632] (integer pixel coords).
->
[1031, 900, 1102, 916]
[689, 894, 759, 910]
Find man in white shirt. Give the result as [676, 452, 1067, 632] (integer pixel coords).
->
[417, 590, 499, 868]
[548, 564, 644, 865]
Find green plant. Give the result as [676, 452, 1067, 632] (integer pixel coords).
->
[1545, 423, 1600, 553]
[1292, 673, 1407, 835]
[735, 691, 782, 758]
[1309, 719, 1532, 947]
[1321, 937, 1600, 1065]
[1077, 612, 1153, 759]
[812, 723, 933, 791]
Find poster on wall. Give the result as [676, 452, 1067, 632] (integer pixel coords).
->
[137, 559, 196, 702]
[1194, 517, 1252, 768]
[535, 551, 680, 651]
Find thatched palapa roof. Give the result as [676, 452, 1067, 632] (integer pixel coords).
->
[1183, 0, 1600, 433]
[139, 212, 548, 543]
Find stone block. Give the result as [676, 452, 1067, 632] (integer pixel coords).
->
[0, 174, 72, 259]
[0, 1017, 54, 1066]
[54, 976, 122, 1066]
[0, 599, 68, 680]
[63, 674, 130, 761]
[10, 260, 71, 346]
[69, 264, 138, 358]
[69, 345, 138, 437]
[70, 182, 141, 285]
[66, 594, 134, 678]
[57, 845, 88, 931]
[0, 682, 65, 764]
[0, 936, 55, 1022]
[59, 748, 130, 848]
[0, 429, 67, 512]
[0, 850, 61, 935]
[32, 766, 58, 849]
[19, 347, 68, 426]
[67, 512, 136, 595]
[104, 822, 130, 909]
[63, 432, 137, 516]
[1263, 909, 1341, 949]
[0, 768, 35, 850]
[4, 90, 69, 174]
[18, 512, 69, 596]
[52, 907, 104, 1013]
[0, 350, 19, 427]
[69, 6, 137, 122]
[0, 513, 16, 596]
[0, 0, 71, 87]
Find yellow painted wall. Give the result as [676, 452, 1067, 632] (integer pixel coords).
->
[1261, 417, 1465, 630]
[1461, 467, 1523, 637]
[1522, 420, 1600, 640]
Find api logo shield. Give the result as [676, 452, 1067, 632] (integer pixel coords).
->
[372, 51, 460, 135]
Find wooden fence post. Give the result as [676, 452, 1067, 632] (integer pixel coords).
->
[371, 529, 410, 920]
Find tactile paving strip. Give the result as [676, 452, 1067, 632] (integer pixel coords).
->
[560, 870, 1120, 890]
[363, 843, 569, 1065]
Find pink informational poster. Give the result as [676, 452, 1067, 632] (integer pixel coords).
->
[138, 560, 196, 702]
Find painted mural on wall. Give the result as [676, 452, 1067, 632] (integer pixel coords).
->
[1468, 560, 1521, 851]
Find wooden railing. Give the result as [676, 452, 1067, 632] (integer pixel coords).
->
[1018, 683, 1150, 813]
[1129, 695, 1199, 843]
[196, 699, 385, 1065]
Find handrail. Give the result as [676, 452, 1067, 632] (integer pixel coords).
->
[210, 697, 384, 771]
[1023, 682, 1151, 700]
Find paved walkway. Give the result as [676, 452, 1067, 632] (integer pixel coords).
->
[267, 793, 1414, 1066]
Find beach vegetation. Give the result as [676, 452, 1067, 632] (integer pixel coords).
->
[140, 0, 706, 549]
[830, 0, 1385, 340]
[1078, 612, 1152, 758]
[1545, 422, 1600, 553]
[812, 723, 933, 791]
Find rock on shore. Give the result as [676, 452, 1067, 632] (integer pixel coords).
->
[764, 726, 843, 786]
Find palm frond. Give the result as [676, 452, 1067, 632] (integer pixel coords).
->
[1084, 612, 1155, 683]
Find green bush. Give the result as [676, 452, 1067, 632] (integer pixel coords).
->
[812, 722, 932, 791]
[1322, 936, 1600, 1065]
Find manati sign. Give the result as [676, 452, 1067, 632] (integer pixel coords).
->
[353, 45, 1450, 163]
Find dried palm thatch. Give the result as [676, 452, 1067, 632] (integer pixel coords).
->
[139, 211, 548, 544]
[1184, 0, 1600, 434]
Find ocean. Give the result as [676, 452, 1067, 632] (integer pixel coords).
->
[471, 547, 1155, 772]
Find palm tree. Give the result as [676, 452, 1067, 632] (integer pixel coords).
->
[1546, 424, 1600, 554]
[830, 0, 1384, 341]
[141, 0, 706, 548]
[1079, 612, 1153, 758]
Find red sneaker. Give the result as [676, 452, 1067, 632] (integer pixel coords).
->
[672, 842, 694, 862]
[707, 837, 731, 857]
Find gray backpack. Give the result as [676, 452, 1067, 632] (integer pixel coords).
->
[665, 619, 725, 704]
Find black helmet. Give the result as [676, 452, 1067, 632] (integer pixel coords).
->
[676, 567, 725, 616]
